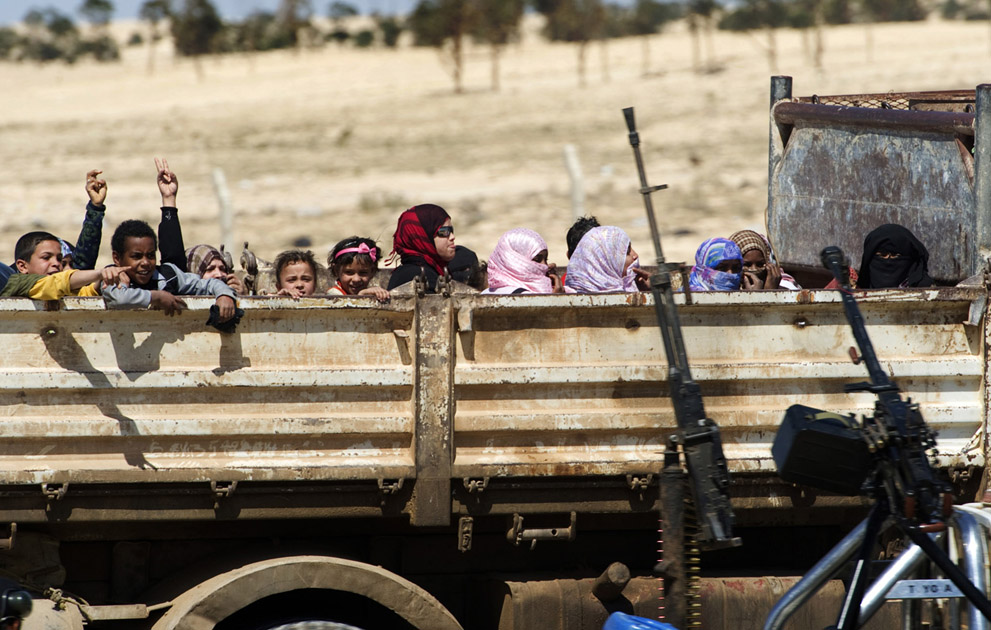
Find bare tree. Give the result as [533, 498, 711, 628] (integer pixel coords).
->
[408, 0, 474, 93]
[169, 0, 223, 79]
[686, 0, 718, 72]
[139, 0, 169, 73]
[627, 0, 677, 77]
[471, 0, 524, 91]
[80, 0, 114, 29]
[717, 0, 784, 71]
[277, 0, 313, 50]
[533, 0, 606, 87]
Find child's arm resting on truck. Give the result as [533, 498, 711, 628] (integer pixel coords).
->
[103, 264, 237, 322]
[170, 264, 237, 322]
[1, 266, 130, 300]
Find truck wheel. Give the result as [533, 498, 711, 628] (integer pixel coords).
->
[266, 624, 364, 630]
[153, 556, 462, 630]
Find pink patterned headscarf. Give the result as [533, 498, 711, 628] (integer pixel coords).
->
[486, 228, 554, 293]
[564, 226, 638, 293]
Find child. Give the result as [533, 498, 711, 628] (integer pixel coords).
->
[327, 237, 390, 302]
[2, 231, 129, 299]
[274, 249, 318, 299]
[566, 215, 600, 259]
[102, 220, 238, 325]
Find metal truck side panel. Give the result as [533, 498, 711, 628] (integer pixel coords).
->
[0, 290, 981, 519]
[0, 297, 416, 484]
[452, 291, 984, 477]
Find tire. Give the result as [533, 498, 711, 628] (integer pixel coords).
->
[266, 623, 364, 630]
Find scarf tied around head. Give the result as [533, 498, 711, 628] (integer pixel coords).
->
[689, 238, 742, 291]
[487, 228, 554, 293]
[186, 244, 226, 277]
[564, 226, 639, 293]
[390, 204, 451, 276]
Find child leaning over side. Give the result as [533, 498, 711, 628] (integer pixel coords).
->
[101, 220, 238, 324]
[1, 231, 129, 299]
[328, 237, 390, 303]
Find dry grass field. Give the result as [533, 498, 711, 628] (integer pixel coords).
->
[1, 16, 989, 270]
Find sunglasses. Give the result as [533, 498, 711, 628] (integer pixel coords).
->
[435, 226, 455, 238]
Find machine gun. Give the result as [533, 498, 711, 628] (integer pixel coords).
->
[768, 246, 991, 630]
[622, 107, 740, 627]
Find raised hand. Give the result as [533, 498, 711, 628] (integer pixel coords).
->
[633, 267, 652, 291]
[225, 274, 244, 295]
[547, 262, 564, 294]
[86, 169, 108, 206]
[741, 271, 764, 290]
[154, 157, 178, 206]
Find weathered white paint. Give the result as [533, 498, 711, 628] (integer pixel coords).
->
[0, 289, 982, 495]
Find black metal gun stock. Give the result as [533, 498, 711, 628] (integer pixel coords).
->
[622, 106, 739, 549]
[769, 246, 991, 630]
[819, 246, 943, 519]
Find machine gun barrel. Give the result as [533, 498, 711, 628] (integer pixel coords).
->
[820, 246, 942, 521]
[623, 107, 737, 548]
[820, 246, 897, 395]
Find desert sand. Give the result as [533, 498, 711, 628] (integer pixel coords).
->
[0, 17, 989, 270]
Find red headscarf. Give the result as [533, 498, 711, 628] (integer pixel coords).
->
[389, 204, 450, 275]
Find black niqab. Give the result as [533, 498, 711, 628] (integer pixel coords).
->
[857, 224, 933, 289]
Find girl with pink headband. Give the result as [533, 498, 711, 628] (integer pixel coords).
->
[327, 236, 390, 302]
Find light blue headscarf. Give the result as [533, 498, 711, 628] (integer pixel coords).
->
[688, 238, 742, 291]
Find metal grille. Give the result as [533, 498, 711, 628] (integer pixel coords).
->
[795, 89, 976, 112]
[798, 94, 912, 109]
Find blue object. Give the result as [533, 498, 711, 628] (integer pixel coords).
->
[603, 612, 680, 630]
[0, 262, 13, 291]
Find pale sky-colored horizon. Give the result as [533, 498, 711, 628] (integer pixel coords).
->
[0, 0, 415, 26]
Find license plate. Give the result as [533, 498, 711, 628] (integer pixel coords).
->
[886, 579, 965, 600]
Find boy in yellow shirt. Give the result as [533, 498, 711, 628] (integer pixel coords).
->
[1, 231, 129, 299]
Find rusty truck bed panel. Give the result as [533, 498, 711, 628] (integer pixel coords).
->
[0, 296, 417, 484]
[0, 289, 983, 510]
[452, 289, 985, 477]
[766, 82, 989, 285]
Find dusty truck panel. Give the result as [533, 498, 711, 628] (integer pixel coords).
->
[0, 290, 981, 495]
[766, 78, 991, 283]
[0, 296, 417, 486]
[451, 289, 985, 480]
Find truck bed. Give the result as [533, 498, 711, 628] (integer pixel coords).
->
[0, 289, 983, 526]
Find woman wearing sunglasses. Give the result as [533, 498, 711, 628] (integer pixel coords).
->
[387, 204, 459, 292]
